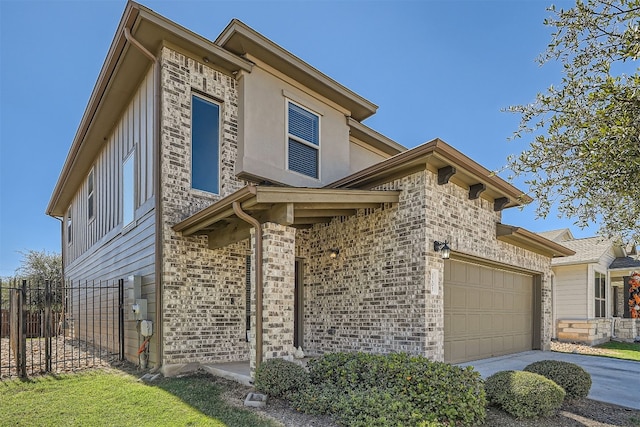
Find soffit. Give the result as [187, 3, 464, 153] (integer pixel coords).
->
[46, 1, 252, 217]
[326, 138, 533, 210]
[496, 224, 576, 258]
[215, 19, 378, 121]
[173, 185, 400, 248]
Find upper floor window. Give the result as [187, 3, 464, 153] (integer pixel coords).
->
[191, 94, 220, 194]
[87, 168, 95, 221]
[594, 271, 606, 317]
[123, 151, 135, 227]
[287, 101, 319, 179]
[66, 208, 72, 244]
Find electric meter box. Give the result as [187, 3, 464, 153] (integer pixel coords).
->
[140, 320, 153, 337]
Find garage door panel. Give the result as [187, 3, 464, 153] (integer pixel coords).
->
[444, 259, 534, 364]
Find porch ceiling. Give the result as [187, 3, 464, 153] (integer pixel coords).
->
[172, 185, 400, 249]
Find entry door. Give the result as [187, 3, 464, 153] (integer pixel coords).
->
[294, 259, 304, 348]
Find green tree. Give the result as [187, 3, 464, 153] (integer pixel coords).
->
[16, 250, 62, 283]
[507, 0, 640, 244]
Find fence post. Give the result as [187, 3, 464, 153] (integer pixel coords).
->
[118, 279, 124, 361]
[44, 280, 52, 372]
[19, 280, 27, 378]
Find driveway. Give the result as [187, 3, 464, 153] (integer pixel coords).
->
[459, 350, 640, 410]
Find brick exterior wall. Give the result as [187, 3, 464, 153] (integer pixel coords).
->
[156, 46, 553, 369]
[296, 169, 553, 362]
[614, 318, 639, 342]
[248, 223, 297, 372]
[159, 46, 249, 366]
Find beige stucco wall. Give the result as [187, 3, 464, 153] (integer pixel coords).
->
[237, 61, 372, 187]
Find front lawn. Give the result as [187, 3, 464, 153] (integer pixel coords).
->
[596, 341, 640, 362]
[0, 369, 277, 427]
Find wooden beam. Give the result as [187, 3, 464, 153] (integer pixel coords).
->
[266, 203, 294, 225]
[295, 202, 381, 210]
[469, 183, 486, 200]
[207, 221, 251, 250]
[494, 197, 510, 212]
[293, 217, 333, 225]
[294, 208, 356, 218]
[437, 165, 456, 185]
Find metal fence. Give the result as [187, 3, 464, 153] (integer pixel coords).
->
[0, 279, 124, 379]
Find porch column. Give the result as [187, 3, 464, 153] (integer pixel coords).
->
[249, 222, 296, 375]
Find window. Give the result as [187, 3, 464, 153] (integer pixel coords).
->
[191, 94, 220, 194]
[87, 168, 95, 221]
[123, 152, 135, 226]
[287, 101, 319, 178]
[66, 208, 72, 244]
[594, 271, 606, 318]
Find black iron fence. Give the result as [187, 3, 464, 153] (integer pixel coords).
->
[0, 279, 124, 379]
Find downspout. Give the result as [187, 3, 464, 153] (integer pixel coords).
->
[124, 26, 164, 368]
[54, 216, 65, 281]
[232, 201, 263, 369]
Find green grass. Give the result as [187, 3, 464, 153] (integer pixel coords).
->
[595, 341, 640, 362]
[0, 369, 278, 427]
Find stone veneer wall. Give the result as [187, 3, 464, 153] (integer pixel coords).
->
[614, 318, 639, 342]
[297, 169, 553, 361]
[556, 318, 612, 345]
[159, 46, 249, 365]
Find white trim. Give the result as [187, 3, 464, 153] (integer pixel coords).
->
[285, 98, 321, 180]
[87, 166, 95, 223]
[122, 150, 136, 227]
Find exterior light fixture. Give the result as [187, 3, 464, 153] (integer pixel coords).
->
[329, 248, 340, 259]
[434, 241, 451, 259]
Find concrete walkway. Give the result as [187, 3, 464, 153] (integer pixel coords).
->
[459, 350, 640, 410]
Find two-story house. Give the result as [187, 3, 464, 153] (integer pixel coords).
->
[47, 1, 573, 378]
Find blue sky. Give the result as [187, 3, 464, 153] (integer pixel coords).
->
[0, 0, 589, 277]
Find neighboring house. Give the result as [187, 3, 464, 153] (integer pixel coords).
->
[46, 1, 574, 377]
[538, 229, 640, 344]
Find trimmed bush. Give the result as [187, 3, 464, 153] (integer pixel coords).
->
[254, 358, 309, 399]
[302, 352, 485, 426]
[485, 370, 565, 419]
[524, 360, 592, 399]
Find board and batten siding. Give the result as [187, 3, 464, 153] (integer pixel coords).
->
[63, 67, 157, 366]
[554, 264, 588, 319]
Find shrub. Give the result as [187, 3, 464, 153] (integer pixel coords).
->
[303, 352, 485, 426]
[290, 383, 344, 415]
[254, 358, 309, 399]
[524, 360, 592, 399]
[485, 370, 565, 419]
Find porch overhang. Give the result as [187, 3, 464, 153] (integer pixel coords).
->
[496, 224, 576, 258]
[172, 185, 400, 249]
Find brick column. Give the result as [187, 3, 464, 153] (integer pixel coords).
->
[249, 222, 296, 375]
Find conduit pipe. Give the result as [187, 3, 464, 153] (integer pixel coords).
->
[124, 25, 163, 368]
[232, 201, 263, 369]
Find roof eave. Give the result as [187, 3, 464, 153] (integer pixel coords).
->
[326, 138, 532, 209]
[46, 1, 253, 218]
[497, 223, 576, 258]
[347, 118, 406, 156]
[215, 19, 377, 121]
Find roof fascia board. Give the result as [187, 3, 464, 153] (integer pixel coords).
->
[215, 19, 377, 121]
[497, 223, 576, 257]
[347, 118, 406, 156]
[326, 138, 532, 208]
[46, 2, 138, 216]
[136, 6, 252, 72]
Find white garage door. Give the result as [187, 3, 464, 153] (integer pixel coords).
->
[444, 259, 535, 364]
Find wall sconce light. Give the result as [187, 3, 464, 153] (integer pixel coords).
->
[329, 248, 340, 259]
[434, 241, 451, 259]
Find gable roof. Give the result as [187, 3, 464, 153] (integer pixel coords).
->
[549, 236, 613, 266]
[327, 138, 533, 210]
[537, 228, 574, 242]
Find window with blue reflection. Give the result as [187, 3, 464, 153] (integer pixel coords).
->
[192, 95, 220, 193]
